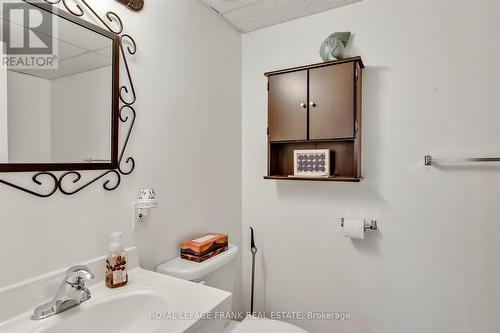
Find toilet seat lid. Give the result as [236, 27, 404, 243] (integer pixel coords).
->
[231, 317, 309, 333]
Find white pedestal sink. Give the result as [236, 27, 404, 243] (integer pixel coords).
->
[0, 248, 232, 333]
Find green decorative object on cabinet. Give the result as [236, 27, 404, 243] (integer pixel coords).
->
[319, 32, 351, 61]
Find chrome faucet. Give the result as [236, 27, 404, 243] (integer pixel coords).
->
[32, 265, 95, 320]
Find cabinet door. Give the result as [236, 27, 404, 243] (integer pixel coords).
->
[268, 70, 308, 141]
[309, 63, 354, 140]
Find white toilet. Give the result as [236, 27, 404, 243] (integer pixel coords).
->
[156, 244, 308, 333]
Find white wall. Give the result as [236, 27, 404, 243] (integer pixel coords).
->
[0, 47, 8, 162]
[51, 66, 112, 163]
[242, 0, 500, 332]
[0, 0, 242, 313]
[7, 71, 51, 162]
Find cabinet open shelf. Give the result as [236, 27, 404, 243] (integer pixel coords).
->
[267, 140, 360, 180]
[269, 137, 356, 144]
[264, 175, 362, 182]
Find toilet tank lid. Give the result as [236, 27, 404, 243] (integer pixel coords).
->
[155, 244, 239, 281]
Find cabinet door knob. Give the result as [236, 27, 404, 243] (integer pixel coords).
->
[310, 101, 317, 107]
[300, 102, 307, 109]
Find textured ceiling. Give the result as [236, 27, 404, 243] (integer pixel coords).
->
[199, 0, 363, 33]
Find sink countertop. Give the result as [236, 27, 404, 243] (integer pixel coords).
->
[0, 268, 232, 333]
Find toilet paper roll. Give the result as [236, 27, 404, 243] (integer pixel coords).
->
[342, 218, 365, 239]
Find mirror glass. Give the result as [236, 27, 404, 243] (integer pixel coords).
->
[0, 1, 116, 166]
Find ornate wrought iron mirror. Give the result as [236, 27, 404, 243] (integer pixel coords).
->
[0, 0, 136, 197]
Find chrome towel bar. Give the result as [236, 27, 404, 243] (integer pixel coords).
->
[425, 155, 500, 166]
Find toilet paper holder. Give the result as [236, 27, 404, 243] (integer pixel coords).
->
[341, 218, 378, 231]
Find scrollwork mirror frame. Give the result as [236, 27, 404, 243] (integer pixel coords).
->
[0, 0, 137, 197]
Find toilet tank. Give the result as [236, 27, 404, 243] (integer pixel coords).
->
[155, 244, 239, 294]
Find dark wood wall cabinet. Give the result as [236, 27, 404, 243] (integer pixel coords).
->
[264, 57, 364, 182]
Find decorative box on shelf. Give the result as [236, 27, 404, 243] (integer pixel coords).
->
[292, 149, 331, 177]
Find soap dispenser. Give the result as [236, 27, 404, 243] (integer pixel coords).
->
[105, 232, 128, 288]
